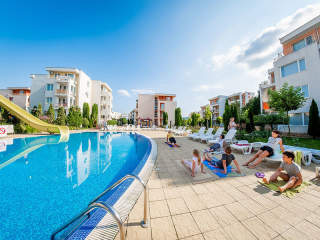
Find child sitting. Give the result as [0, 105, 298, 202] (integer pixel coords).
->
[166, 130, 181, 147]
[180, 149, 206, 177]
[204, 134, 225, 152]
[203, 146, 241, 174]
[263, 151, 302, 193]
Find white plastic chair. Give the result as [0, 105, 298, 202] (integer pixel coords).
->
[194, 128, 213, 141]
[188, 127, 206, 139]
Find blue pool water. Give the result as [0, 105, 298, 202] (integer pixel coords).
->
[0, 132, 150, 240]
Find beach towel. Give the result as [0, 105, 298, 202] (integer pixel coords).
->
[165, 142, 174, 148]
[203, 157, 245, 178]
[258, 178, 312, 198]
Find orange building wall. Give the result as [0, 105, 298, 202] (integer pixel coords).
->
[282, 28, 320, 56]
[263, 102, 270, 110]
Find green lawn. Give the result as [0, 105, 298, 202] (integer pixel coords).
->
[255, 137, 320, 150]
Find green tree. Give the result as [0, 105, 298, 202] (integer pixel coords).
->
[268, 82, 306, 137]
[186, 118, 192, 126]
[90, 103, 98, 127]
[191, 113, 201, 127]
[222, 99, 231, 131]
[245, 107, 254, 133]
[82, 118, 89, 128]
[216, 116, 223, 125]
[308, 99, 320, 139]
[31, 106, 38, 117]
[55, 106, 66, 125]
[37, 103, 43, 117]
[83, 102, 90, 120]
[46, 103, 55, 124]
[175, 108, 182, 126]
[243, 92, 261, 115]
[67, 106, 83, 127]
[163, 111, 168, 126]
[204, 106, 212, 128]
[182, 118, 187, 126]
[230, 104, 239, 123]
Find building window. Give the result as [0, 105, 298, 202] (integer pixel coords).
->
[293, 35, 313, 52]
[46, 98, 52, 104]
[166, 97, 170, 101]
[46, 84, 53, 91]
[68, 74, 74, 78]
[160, 103, 164, 110]
[281, 58, 306, 78]
[9, 97, 13, 102]
[289, 113, 302, 125]
[20, 90, 24, 95]
[87, 82, 89, 87]
[304, 113, 309, 125]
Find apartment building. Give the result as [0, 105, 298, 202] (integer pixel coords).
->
[135, 93, 177, 126]
[112, 112, 127, 120]
[199, 105, 209, 118]
[208, 91, 254, 123]
[0, 87, 30, 111]
[30, 67, 113, 124]
[260, 15, 320, 132]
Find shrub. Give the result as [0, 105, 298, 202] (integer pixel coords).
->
[107, 120, 117, 126]
[308, 99, 320, 139]
[39, 116, 49, 123]
[24, 124, 40, 133]
[82, 118, 89, 128]
[83, 102, 90, 120]
[14, 123, 25, 133]
[90, 104, 98, 127]
[89, 119, 93, 128]
[67, 106, 83, 127]
[37, 103, 43, 117]
[55, 106, 66, 126]
[46, 103, 55, 123]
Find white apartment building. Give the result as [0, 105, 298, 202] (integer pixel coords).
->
[112, 112, 128, 120]
[0, 87, 30, 111]
[208, 92, 255, 123]
[260, 15, 320, 133]
[199, 105, 209, 118]
[30, 67, 113, 124]
[135, 93, 177, 126]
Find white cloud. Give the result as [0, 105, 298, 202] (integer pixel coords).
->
[209, 4, 320, 78]
[193, 83, 224, 91]
[198, 96, 204, 99]
[131, 88, 155, 95]
[117, 90, 131, 97]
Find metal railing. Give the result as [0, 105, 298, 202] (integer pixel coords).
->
[51, 173, 149, 240]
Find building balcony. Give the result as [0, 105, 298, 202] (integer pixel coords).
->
[55, 76, 77, 84]
[134, 108, 138, 112]
[55, 89, 68, 95]
[260, 81, 276, 89]
[54, 103, 68, 109]
[100, 101, 107, 105]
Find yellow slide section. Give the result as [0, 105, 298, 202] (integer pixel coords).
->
[0, 94, 69, 135]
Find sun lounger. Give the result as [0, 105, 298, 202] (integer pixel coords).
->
[194, 128, 213, 141]
[201, 127, 224, 143]
[208, 129, 237, 146]
[230, 141, 262, 154]
[188, 127, 206, 139]
[175, 127, 186, 135]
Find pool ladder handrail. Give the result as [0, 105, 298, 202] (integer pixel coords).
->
[51, 173, 149, 240]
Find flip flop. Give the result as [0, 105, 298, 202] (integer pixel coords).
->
[255, 172, 265, 178]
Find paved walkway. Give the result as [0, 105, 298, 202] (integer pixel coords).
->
[117, 130, 320, 240]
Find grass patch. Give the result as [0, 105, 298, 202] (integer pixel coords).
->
[254, 137, 320, 150]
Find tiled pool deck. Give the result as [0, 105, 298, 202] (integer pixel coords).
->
[115, 130, 320, 240]
[5, 130, 320, 239]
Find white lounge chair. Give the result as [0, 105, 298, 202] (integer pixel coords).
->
[151, 125, 158, 130]
[131, 125, 136, 131]
[194, 128, 213, 141]
[175, 127, 186, 135]
[208, 129, 237, 146]
[172, 126, 183, 134]
[230, 140, 261, 154]
[188, 127, 206, 139]
[124, 125, 131, 131]
[165, 125, 169, 131]
[203, 127, 224, 143]
[136, 125, 141, 130]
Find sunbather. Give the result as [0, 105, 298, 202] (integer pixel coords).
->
[263, 151, 302, 193]
[180, 149, 206, 177]
[204, 134, 225, 152]
[203, 146, 241, 174]
[166, 130, 181, 147]
[243, 130, 284, 169]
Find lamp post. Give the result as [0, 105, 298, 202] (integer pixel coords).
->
[211, 109, 214, 127]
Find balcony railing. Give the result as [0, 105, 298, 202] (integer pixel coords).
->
[55, 89, 68, 95]
[54, 103, 68, 108]
[274, 37, 318, 62]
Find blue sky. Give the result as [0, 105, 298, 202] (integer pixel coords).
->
[0, 0, 319, 116]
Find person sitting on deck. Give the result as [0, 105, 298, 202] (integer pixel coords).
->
[180, 149, 206, 177]
[203, 146, 241, 174]
[243, 130, 284, 169]
[204, 134, 225, 152]
[263, 151, 303, 193]
[166, 130, 181, 147]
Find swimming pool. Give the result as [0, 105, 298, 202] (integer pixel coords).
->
[0, 132, 155, 240]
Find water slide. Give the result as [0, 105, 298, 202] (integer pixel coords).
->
[0, 94, 69, 135]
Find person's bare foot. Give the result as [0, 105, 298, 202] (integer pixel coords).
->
[263, 177, 269, 185]
[248, 165, 256, 169]
[180, 158, 184, 163]
[243, 163, 249, 166]
[278, 186, 284, 193]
